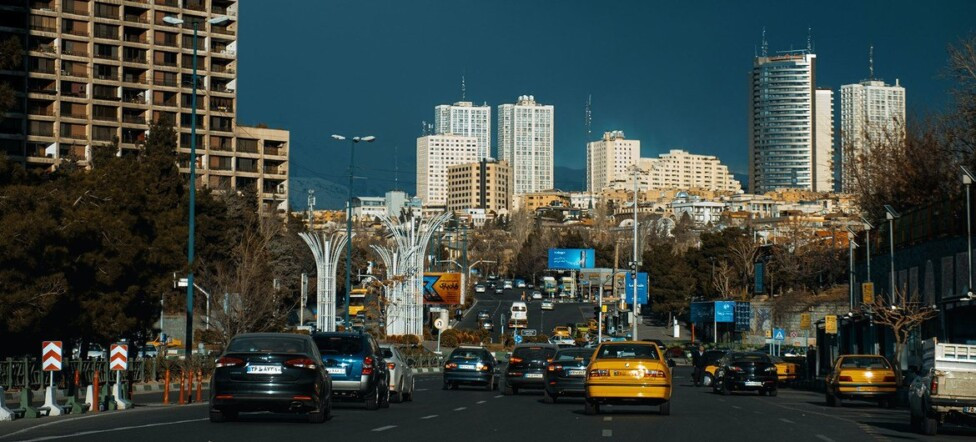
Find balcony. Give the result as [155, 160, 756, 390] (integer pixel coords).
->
[122, 113, 144, 124]
[94, 29, 118, 39]
[123, 54, 145, 64]
[122, 75, 146, 84]
[30, 44, 57, 54]
[156, 0, 177, 7]
[123, 15, 148, 24]
[61, 48, 89, 58]
[123, 34, 148, 44]
[62, 28, 89, 38]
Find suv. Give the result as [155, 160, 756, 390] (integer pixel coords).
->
[504, 343, 558, 395]
[312, 332, 390, 410]
[443, 346, 498, 391]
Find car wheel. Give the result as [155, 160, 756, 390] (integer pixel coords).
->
[442, 380, 450, 391]
[826, 392, 838, 407]
[584, 399, 599, 415]
[391, 389, 403, 404]
[543, 389, 556, 404]
[659, 401, 671, 416]
[308, 399, 327, 424]
[405, 379, 415, 401]
[380, 385, 390, 409]
[767, 388, 778, 397]
[759, 389, 767, 396]
[450, 382, 459, 390]
[209, 408, 226, 423]
[365, 387, 380, 410]
[485, 375, 494, 392]
[720, 381, 730, 396]
[503, 382, 515, 395]
[922, 414, 938, 436]
[703, 374, 713, 387]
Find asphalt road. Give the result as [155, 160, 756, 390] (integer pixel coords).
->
[3, 368, 974, 442]
[457, 287, 591, 341]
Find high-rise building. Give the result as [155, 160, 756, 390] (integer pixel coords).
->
[586, 130, 640, 193]
[498, 95, 553, 196]
[813, 89, 834, 193]
[748, 51, 827, 194]
[416, 134, 478, 206]
[434, 101, 491, 160]
[840, 79, 905, 192]
[446, 159, 511, 214]
[0, 0, 290, 211]
[635, 149, 742, 192]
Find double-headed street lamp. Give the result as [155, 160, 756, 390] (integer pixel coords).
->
[962, 166, 976, 295]
[331, 134, 375, 327]
[884, 205, 901, 303]
[163, 14, 229, 359]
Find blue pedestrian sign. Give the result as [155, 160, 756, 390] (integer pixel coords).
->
[773, 328, 786, 341]
[514, 334, 523, 344]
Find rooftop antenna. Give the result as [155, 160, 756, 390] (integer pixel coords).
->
[461, 73, 466, 101]
[761, 26, 768, 57]
[868, 44, 874, 80]
[807, 26, 812, 52]
[394, 144, 399, 191]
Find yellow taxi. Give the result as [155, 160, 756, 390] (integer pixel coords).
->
[825, 355, 897, 407]
[552, 326, 572, 338]
[770, 356, 799, 383]
[584, 341, 673, 415]
[700, 349, 727, 387]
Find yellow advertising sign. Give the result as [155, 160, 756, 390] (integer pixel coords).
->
[825, 315, 838, 334]
[423, 272, 461, 304]
[862, 282, 875, 305]
[765, 329, 772, 338]
[800, 313, 811, 330]
[601, 304, 608, 313]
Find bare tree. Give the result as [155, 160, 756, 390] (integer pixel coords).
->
[711, 260, 736, 299]
[728, 236, 759, 293]
[859, 289, 938, 384]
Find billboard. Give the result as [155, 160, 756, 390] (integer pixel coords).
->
[547, 248, 595, 270]
[624, 272, 649, 305]
[715, 301, 735, 323]
[734, 302, 751, 331]
[754, 262, 765, 294]
[422, 272, 461, 304]
[690, 302, 713, 323]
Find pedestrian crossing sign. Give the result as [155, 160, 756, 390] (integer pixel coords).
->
[773, 328, 785, 341]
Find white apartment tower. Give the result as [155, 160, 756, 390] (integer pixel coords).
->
[586, 130, 640, 193]
[498, 95, 554, 195]
[416, 134, 478, 206]
[637, 149, 742, 192]
[434, 101, 492, 160]
[748, 51, 826, 194]
[840, 79, 906, 192]
[813, 89, 834, 193]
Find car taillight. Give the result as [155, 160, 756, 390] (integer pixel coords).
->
[362, 356, 374, 375]
[643, 369, 666, 378]
[480, 364, 490, 371]
[445, 362, 458, 369]
[548, 364, 562, 372]
[215, 357, 243, 368]
[284, 358, 317, 369]
[387, 362, 396, 370]
[729, 366, 743, 372]
[509, 357, 523, 364]
[931, 377, 938, 395]
[588, 369, 609, 378]
[883, 375, 896, 383]
[839, 375, 853, 382]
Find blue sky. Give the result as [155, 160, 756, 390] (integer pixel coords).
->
[236, 0, 975, 198]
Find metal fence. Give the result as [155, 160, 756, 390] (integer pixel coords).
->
[0, 358, 208, 390]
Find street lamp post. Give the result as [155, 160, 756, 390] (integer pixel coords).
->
[847, 228, 858, 311]
[861, 217, 873, 282]
[331, 134, 376, 327]
[163, 14, 229, 359]
[962, 166, 975, 294]
[884, 205, 901, 303]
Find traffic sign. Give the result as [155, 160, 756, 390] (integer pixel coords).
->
[765, 330, 772, 338]
[522, 329, 537, 337]
[862, 282, 875, 304]
[789, 331, 798, 338]
[825, 315, 838, 334]
[800, 313, 811, 330]
[433, 318, 446, 330]
[42, 341, 62, 371]
[773, 328, 786, 341]
[110, 344, 128, 371]
[514, 334, 523, 344]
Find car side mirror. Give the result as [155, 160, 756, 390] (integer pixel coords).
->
[407, 358, 415, 368]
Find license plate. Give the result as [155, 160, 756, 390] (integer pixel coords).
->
[569, 369, 585, 376]
[326, 367, 345, 375]
[744, 381, 762, 387]
[246, 365, 282, 375]
[459, 364, 475, 370]
[857, 386, 878, 392]
[525, 373, 543, 379]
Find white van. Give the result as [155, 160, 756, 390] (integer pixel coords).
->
[508, 302, 528, 329]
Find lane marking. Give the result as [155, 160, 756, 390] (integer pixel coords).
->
[732, 405, 742, 410]
[816, 436, 835, 442]
[780, 418, 795, 424]
[415, 388, 429, 391]
[494, 395, 504, 398]
[476, 400, 486, 404]
[420, 414, 438, 420]
[603, 416, 612, 421]
[372, 425, 397, 432]
[454, 407, 467, 411]
[602, 429, 613, 437]
[15, 418, 208, 441]
[0, 404, 208, 440]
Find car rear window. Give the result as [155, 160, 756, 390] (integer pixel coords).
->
[227, 336, 308, 354]
[703, 351, 725, 365]
[732, 353, 772, 363]
[313, 336, 363, 355]
[380, 348, 394, 358]
[596, 344, 659, 360]
[554, 350, 592, 362]
[450, 350, 487, 360]
[840, 357, 890, 369]
[513, 346, 557, 361]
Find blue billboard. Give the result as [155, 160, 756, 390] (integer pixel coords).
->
[715, 301, 735, 323]
[624, 272, 649, 305]
[690, 302, 713, 323]
[734, 302, 751, 331]
[754, 262, 765, 294]
[547, 248, 595, 270]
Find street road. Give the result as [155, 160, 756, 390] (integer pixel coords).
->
[457, 288, 591, 340]
[4, 368, 973, 442]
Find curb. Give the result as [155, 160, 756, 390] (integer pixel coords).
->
[413, 368, 442, 374]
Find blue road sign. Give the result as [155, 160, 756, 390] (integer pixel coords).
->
[514, 334, 523, 344]
[715, 301, 735, 323]
[773, 328, 786, 341]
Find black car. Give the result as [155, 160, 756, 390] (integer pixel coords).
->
[544, 348, 594, 403]
[312, 332, 390, 410]
[210, 333, 332, 423]
[504, 343, 558, 395]
[443, 346, 498, 390]
[712, 352, 778, 396]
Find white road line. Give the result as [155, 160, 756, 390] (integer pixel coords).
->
[602, 429, 613, 437]
[494, 395, 504, 398]
[603, 416, 612, 422]
[420, 414, 438, 420]
[454, 407, 467, 411]
[780, 418, 795, 424]
[815, 435, 834, 442]
[372, 425, 397, 432]
[476, 400, 486, 404]
[415, 388, 429, 391]
[732, 405, 742, 409]
[15, 418, 208, 442]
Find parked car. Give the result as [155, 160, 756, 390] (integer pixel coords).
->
[138, 345, 158, 358]
[770, 355, 800, 384]
[909, 338, 976, 435]
[209, 333, 332, 423]
[443, 346, 498, 390]
[516, 279, 527, 288]
[312, 332, 390, 410]
[544, 347, 594, 403]
[584, 341, 673, 415]
[826, 354, 897, 407]
[379, 345, 415, 403]
[712, 352, 778, 396]
[504, 343, 558, 395]
[541, 300, 555, 311]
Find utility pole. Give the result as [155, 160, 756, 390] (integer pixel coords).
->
[631, 165, 640, 341]
[307, 189, 315, 229]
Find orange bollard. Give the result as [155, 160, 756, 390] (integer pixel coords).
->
[73, 369, 80, 395]
[178, 371, 186, 405]
[163, 369, 170, 405]
[92, 370, 100, 414]
[187, 368, 194, 404]
[196, 369, 202, 403]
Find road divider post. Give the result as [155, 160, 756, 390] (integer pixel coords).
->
[187, 367, 195, 404]
[41, 341, 64, 416]
[109, 344, 131, 410]
[90, 369, 100, 413]
[196, 369, 202, 403]
[163, 369, 170, 405]
[178, 371, 185, 405]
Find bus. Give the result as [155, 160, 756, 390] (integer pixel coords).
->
[560, 276, 575, 298]
[542, 277, 558, 297]
[348, 288, 368, 319]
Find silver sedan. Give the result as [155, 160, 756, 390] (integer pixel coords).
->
[380, 345, 416, 403]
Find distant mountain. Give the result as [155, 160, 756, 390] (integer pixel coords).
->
[554, 166, 586, 191]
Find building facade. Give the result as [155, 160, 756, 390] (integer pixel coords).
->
[586, 130, 640, 193]
[840, 79, 906, 192]
[638, 149, 741, 192]
[434, 101, 491, 160]
[416, 134, 478, 206]
[498, 95, 553, 196]
[0, 0, 290, 209]
[446, 159, 510, 215]
[813, 89, 834, 193]
[748, 52, 820, 194]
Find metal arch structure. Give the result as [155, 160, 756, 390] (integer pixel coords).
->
[299, 230, 350, 332]
[371, 244, 407, 335]
[376, 212, 452, 337]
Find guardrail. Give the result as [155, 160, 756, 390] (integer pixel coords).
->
[0, 357, 216, 391]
